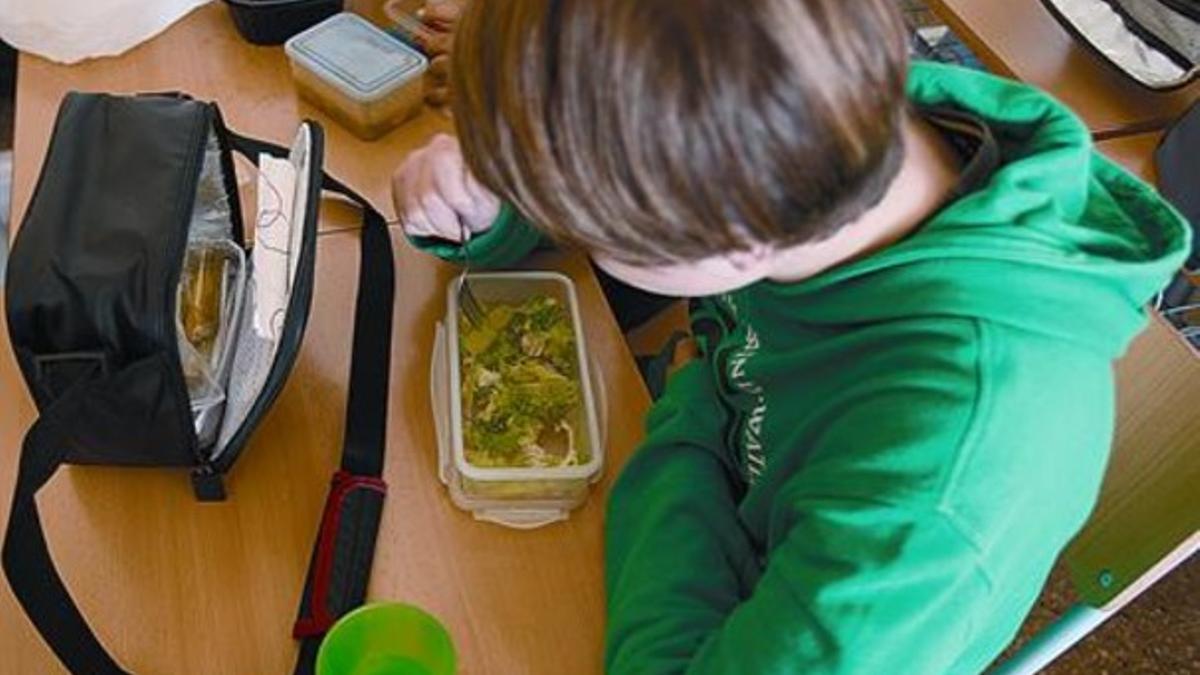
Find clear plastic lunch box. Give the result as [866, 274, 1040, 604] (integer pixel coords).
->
[285, 12, 428, 140]
[430, 272, 606, 529]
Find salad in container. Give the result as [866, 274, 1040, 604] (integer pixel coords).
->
[430, 272, 605, 528]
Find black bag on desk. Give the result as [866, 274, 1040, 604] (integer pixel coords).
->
[3, 92, 395, 674]
[1158, 99, 1200, 270]
[1041, 0, 1200, 89]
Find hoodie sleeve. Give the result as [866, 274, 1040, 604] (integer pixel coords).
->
[406, 203, 547, 267]
[605, 366, 993, 675]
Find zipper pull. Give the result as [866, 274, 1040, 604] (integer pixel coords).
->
[191, 465, 227, 502]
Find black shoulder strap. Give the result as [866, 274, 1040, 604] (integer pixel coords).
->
[2, 127, 395, 675]
[293, 175, 394, 675]
[3, 388, 127, 674]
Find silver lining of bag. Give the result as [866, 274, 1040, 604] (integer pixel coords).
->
[181, 125, 314, 460]
[1047, 0, 1199, 87]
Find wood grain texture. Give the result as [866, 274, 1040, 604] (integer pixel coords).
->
[0, 4, 650, 673]
[1096, 132, 1164, 184]
[1065, 316, 1200, 608]
[926, 0, 1200, 139]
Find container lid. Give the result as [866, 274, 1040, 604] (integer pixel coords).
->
[285, 12, 428, 104]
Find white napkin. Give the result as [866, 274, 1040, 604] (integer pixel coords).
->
[0, 0, 210, 65]
[252, 153, 297, 339]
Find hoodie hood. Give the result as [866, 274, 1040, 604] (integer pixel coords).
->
[761, 61, 1190, 358]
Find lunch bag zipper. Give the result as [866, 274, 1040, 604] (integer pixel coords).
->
[166, 102, 212, 469]
[205, 123, 326, 478]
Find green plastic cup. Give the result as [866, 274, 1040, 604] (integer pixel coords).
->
[316, 603, 457, 675]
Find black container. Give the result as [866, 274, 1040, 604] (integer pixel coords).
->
[223, 0, 344, 46]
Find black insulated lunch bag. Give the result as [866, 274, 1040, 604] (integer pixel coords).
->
[1041, 0, 1200, 89]
[3, 92, 395, 674]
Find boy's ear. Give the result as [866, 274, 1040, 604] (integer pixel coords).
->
[725, 241, 774, 272]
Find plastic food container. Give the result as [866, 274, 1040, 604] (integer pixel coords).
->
[178, 239, 247, 451]
[223, 0, 343, 46]
[285, 13, 428, 140]
[430, 272, 606, 529]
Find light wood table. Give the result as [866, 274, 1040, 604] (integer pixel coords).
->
[1067, 311, 1200, 606]
[1097, 132, 1164, 184]
[927, 0, 1200, 139]
[0, 4, 650, 674]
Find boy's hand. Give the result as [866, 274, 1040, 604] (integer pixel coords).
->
[392, 134, 501, 242]
[414, 0, 465, 107]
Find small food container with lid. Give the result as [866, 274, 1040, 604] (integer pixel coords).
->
[284, 12, 428, 140]
[430, 272, 606, 529]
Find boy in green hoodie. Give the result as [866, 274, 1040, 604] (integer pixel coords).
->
[392, 1, 1190, 672]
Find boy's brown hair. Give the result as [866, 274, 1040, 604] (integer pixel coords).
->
[452, 0, 911, 264]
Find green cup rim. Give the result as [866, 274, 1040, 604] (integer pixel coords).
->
[316, 602, 457, 675]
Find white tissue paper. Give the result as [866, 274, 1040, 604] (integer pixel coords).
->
[0, 0, 210, 64]
[252, 153, 298, 340]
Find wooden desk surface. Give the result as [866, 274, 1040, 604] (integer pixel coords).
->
[1068, 314, 1200, 607]
[1096, 131, 1164, 184]
[927, 0, 1199, 139]
[0, 4, 650, 673]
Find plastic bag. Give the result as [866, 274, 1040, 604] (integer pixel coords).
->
[178, 238, 246, 451]
[0, 0, 210, 64]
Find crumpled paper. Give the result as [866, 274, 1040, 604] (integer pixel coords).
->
[0, 0, 210, 64]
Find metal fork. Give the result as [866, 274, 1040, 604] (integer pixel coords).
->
[458, 221, 486, 327]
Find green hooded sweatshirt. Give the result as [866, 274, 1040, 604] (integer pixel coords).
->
[411, 61, 1190, 674]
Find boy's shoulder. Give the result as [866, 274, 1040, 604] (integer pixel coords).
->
[764, 315, 1114, 517]
[931, 319, 1115, 549]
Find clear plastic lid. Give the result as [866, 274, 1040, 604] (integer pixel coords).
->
[285, 12, 428, 104]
